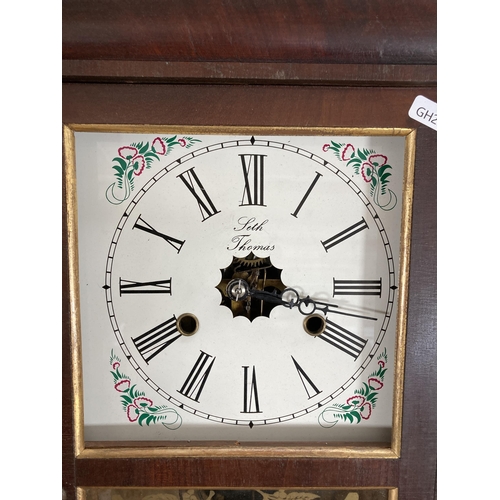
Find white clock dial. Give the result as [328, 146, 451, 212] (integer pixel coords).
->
[102, 135, 401, 433]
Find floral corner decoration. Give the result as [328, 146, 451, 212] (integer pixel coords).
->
[110, 350, 182, 429]
[106, 135, 201, 205]
[323, 141, 397, 211]
[318, 348, 388, 427]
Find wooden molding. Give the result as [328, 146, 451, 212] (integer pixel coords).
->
[62, 0, 436, 66]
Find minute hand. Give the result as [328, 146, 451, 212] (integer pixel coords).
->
[306, 298, 378, 321]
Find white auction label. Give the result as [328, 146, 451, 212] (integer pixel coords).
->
[408, 95, 437, 131]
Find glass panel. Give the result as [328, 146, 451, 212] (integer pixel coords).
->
[83, 488, 392, 500]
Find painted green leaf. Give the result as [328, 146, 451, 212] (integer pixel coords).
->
[352, 411, 361, 423]
[165, 135, 177, 143]
[112, 165, 124, 176]
[121, 395, 133, 404]
[138, 413, 150, 426]
[113, 157, 128, 169]
[357, 149, 367, 161]
[139, 142, 149, 155]
[380, 172, 392, 184]
[144, 151, 160, 160]
[378, 164, 392, 176]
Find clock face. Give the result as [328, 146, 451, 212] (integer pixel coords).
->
[74, 131, 409, 443]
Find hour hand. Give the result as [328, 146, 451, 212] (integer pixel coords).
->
[225, 279, 287, 306]
[248, 288, 293, 307]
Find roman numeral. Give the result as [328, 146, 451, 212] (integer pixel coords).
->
[177, 167, 220, 221]
[132, 315, 181, 363]
[291, 171, 323, 217]
[178, 351, 216, 402]
[133, 215, 185, 253]
[318, 318, 367, 359]
[291, 357, 321, 399]
[119, 278, 172, 295]
[239, 154, 266, 206]
[321, 217, 368, 252]
[333, 278, 382, 297]
[242, 365, 261, 413]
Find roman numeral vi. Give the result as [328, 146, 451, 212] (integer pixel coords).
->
[242, 365, 261, 413]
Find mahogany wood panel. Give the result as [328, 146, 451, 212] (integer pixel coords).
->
[62, 84, 436, 128]
[62, 0, 436, 65]
[63, 83, 436, 500]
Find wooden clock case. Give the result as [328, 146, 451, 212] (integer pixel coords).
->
[62, 1, 436, 499]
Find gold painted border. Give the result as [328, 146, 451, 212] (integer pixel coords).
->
[390, 130, 416, 458]
[67, 124, 412, 137]
[64, 124, 415, 460]
[64, 125, 85, 457]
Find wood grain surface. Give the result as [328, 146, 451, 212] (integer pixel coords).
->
[62, 0, 436, 65]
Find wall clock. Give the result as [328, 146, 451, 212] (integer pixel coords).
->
[62, 1, 437, 497]
[66, 125, 413, 455]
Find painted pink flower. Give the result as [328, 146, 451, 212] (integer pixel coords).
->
[368, 377, 384, 390]
[112, 361, 120, 370]
[118, 146, 139, 159]
[347, 395, 366, 407]
[178, 138, 187, 147]
[125, 397, 154, 422]
[322, 144, 330, 152]
[126, 405, 140, 422]
[368, 154, 387, 167]
[341, 144, 354, 161]
[361, 162, 374, 182]
[347, 394, 373, 419]
[152, 137, 166, 155]
[114, 379, 130, 392]
[378, 360, 385, 368]
[360, 401, 373, 420]
[133, 397, 153, 408]
[132, 155, 146, 176]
